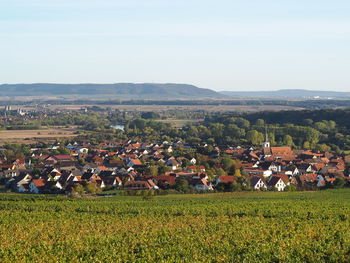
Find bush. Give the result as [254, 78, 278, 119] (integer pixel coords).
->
[85, 182, 101, 194]
[334, 177, 346, 188]
[285, 185, 297, 191]
[72, 184, 84, 194]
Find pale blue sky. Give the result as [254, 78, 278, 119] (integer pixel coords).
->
[1, 0, 349, 91]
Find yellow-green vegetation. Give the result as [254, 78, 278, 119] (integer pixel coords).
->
[157, 119, 203, 128]
[0, 190, 349, 262]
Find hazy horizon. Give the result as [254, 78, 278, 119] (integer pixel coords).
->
[1, 0, 349, 92]
[0, 83, 349, 93]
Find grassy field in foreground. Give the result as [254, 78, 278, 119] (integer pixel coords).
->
[0, 190, 349, 262]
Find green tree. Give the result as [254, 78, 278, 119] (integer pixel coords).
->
[221, 158, 236, 172]
[234, 169, 242, 177]
[246, 130, 264, 145]
[58, 147, 71, 155]
[315, 144, 331, 152]
[283, 135, 294, 146]
[227, 181, 241, 192]
[216, 168, 227, 176]
[175, 178, 190, 193]
[141, 112, 160, 119]
[85, 182, 101, 194]
[149, 166, 158, 177]
[268, 132, 276, 146]
[334, 177, 346, 188]
[303, 141, 311, 149]
[72, 184, 84, 194]
[255, 119, 265, 127]
[303, 119, 313, 126]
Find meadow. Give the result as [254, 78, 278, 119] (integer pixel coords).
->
[0, 190, 349, 262]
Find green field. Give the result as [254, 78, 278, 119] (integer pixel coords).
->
[0, 190, 349, 262]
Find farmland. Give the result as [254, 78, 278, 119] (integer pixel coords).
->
[0, 128, 79, 145]
[0, 190, 349, 262]
[17, 104, 303, 112]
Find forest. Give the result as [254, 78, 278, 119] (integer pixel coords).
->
[1, 108, 350, 152]
[125, 109, 350, 152]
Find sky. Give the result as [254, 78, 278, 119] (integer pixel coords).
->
[1, 0, 350, 91]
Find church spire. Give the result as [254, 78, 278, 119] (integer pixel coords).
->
[262, 126, 270, 148]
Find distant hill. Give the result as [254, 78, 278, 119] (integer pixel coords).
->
[220, 89, 350, 99]
[0, 83, 223, 99]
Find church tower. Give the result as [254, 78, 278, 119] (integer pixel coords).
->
[262, 127, 270, 148]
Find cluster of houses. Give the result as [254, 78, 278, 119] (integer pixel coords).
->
[0, 136, 349, 194]
[226, 138, 349, 191]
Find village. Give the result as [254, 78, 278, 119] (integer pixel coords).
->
[1, 131, 349, 195]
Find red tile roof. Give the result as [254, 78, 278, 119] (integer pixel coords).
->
[129, 159, 143, 166]
[217, 176, 236, 183]
[32, 179, 45, 187]
[153, 176, 176, 185]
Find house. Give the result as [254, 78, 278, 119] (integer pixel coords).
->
[215, 176, 236, 186]
[299, 173, 318, 187]
[165, 145, 173, 153]
[284, 166, 299, 176]
[108, 159, 125, 168]
[296, 163, 314, 174]
[248, 176, 267, 190]
[40, 168, 61, 181]
[7, 172, 32, 192]
[13, 158, 26, 169]
[0, 169, 20, 178]
[95, 179, 106, 189]
[124, 180, 159, 190]
[83, 163, 99, 172]
[312, 163, 326, 172]
[44, 155, 72, 165]
[43, 181, 63, 192]
[29, 179, 46, 194]
[187, 165, 206, 173]
[55, 161, 81, 171]
[166, 159, 180, 171]
[82, 172, 103, 185]
[58, 170, 82, 185]
[191, 178, 213, 191]
[267, 176, 286, 191]
[316, 175, 326, 188]
[190, 158, 197, 165]
[165, 157, 180, 171]
[103, 176, 122, 187]
[274, 174, 291, 186]
[260, 161, 281, 173]
[243, 168, 272, 178]
[153, 175, 176, 188]
[298, 151, 324, 160]
[264, 146, 295, 161]
[77, 147, 89, 154]
[0, 163, 17, 171]
[127, 159, 143, 168]
[98, 170, 116, 178]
